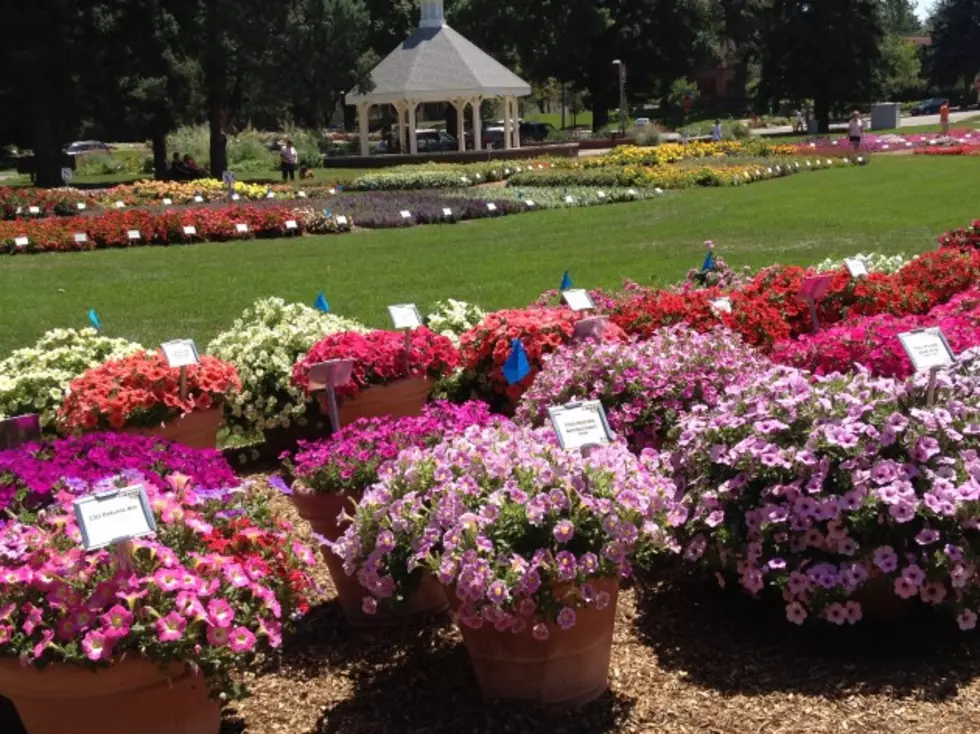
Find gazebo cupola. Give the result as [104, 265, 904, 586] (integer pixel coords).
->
[345, 0, 531, 155]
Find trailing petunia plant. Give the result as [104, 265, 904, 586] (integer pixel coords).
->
[206, 297, 366, 438]
[0, 328, 144, 430]
[516, 326, 769, 451]
[670, 361, 980, 629]
[0, 473, 316, 699]
[291, 328, 460, 399]
[332, 423, 677, 634]
[57, 351, 240, 433]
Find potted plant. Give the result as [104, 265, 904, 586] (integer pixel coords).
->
[281, 401, 496, 625]
[0, 472, 316, 734]
[0, 328, 143, 432]
[292, 329, 460, 427]
[516, 325, 769, 452]
[57, 351, 240, 449]
[206, 297, 366, 450]
[333, 423, 676, 705]
[670, 354, 980, 628]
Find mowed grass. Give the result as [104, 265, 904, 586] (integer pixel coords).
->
[0, 156, 978, 354]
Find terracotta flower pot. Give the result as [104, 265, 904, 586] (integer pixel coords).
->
[316, 377, 432, 428]
[122, 407, 222, 450]
[0, 657, 220, 734]
[447, 579, 620, 707]
[290, 485, 447, 626]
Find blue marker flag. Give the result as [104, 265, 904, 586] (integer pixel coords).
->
[324, 209, 332, 218]
[337, 185, 344, 193]
[314, 292, 330, 313]
[88, 309, 101, 330]
[502, 339, 531, 385]
[702, 251, 715, 272]
[560, 271, 573, 291]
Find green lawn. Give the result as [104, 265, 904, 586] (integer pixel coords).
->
[0, 156, 978, 355]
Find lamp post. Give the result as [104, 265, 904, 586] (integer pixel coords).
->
[612, 59, 627, 136]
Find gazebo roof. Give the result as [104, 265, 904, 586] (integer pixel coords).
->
[345, 24, 531, 105]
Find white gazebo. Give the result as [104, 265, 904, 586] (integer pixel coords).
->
[345, 0, 531, 156]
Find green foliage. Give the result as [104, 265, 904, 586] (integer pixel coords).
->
[925, 0, 980, 93]
[758, 0, 884, 131]
[874, 35, 926, 100]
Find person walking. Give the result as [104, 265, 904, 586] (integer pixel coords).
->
[711, 120, 722, 142]
[280, 138, 298, 182]
[848, 111, 864, 152]
[940, 101, 950, 135]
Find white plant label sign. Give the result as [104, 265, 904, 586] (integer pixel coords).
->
[231, 194, 241, 201]
[76, 202, 87, 211]
[285, 220, 298, 230]
[307, 359, 354, 391]
[73, 233, 88, 244]
[710, 297, 733, 315]
[114, 201, 125, 209]
[193, 195, 204, 203]
[73, 485, 157, 551]
[561, 289, 595, 312]
[844, 258, 868, 277]
[336, 216, 349, 226]
[443, 208, 452, 217]
[387, 303, 423, 330]
[526, 200, 536, 208]
[13, 236, 29, 248]
[487, 203, 497, 212]
[400, 210, 412, 220]
[162, 198, 173, 206]
[161, 339, 200, 368]
[899, 328, 955, 372]
[235, 223, 249, 234]
[126, 230, 140, 241]
[548, 400, 615, 452]
[182, 226, 197, 236]
[28, 206, 40, 214]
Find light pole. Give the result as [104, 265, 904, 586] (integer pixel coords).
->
[612, 59, 627, 136]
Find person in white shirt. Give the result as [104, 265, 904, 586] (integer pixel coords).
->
[848, 111, 864, 151]
[711, 120, 722, 142]
[280, 138, 299, 181]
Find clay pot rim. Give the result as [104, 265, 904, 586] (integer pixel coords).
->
[0, 656, 201, 699]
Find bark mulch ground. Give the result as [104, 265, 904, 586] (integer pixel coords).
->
[224, 495, 980, 734]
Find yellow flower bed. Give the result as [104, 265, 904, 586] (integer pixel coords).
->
[102, 179, 270, 205]
[585, 142, 746, 168]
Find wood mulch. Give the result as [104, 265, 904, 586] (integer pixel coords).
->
[224, 494, 980, 734]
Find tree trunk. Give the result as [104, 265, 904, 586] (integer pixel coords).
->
[205, 0, 228, 177]
[732, 59, 750, 111]
[590, 83, 610, 133]
[814, 95, 830, 134]
[152, 129, 168, 180]
[31, 93, 62, 188]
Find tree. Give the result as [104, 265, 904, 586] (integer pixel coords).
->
[925, 0, 980, 98]
[874, 34, 925, 100]
[714, 0, 772, 107]
[0, 0, 89, 186]
[881, 0, 921, 34]
[758, 0, 884, 132]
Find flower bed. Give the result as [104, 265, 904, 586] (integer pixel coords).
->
[0, 328, 144, 430]
[814, 251, 909, 275]
[347, 161, 543, 191]
[0, 471, 315, 699]
[0, 187, 95, 220]
[0, 432, 236, 517]
[670, 360, 980, 629]
[57, 351, 240, 433]
[424, 299, 486, 344]
[938, 220, 980, 250]
[516, 326, 770, 451]
[206, 298, 366, 439]
[791, 129, 980, 154]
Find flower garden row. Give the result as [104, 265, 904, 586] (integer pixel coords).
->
[0, 158, 861, 255]
[1, 217, 980, 731]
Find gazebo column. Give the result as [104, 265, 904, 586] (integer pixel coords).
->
[407, 101, 419, 155]
[511, 97, 521, 149]
[393, 102, 407, 153]
[503, 96, 512, 150]
[472, 98, 482, 151]
[357, 102, 371, 157]
[452, 98, 468, 152]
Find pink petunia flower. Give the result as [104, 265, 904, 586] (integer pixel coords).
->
[556, 607, 577, 631]
[81, 630, 110, 662]
[785, 601, 807, 625]
[100, 605, 133, 639]
[156, 611, 187, 642]
[206, 625, 230, 647]
[207, 598, 235, 628]
[228, 626, 256, 653]
[957, 609, 977, 631]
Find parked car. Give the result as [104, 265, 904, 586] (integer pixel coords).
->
[415, 129, 458, 152]
[910, 98, 949, 116]
[63, 140, 114, 155]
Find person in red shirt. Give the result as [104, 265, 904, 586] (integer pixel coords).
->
[940, 102, 950, 135]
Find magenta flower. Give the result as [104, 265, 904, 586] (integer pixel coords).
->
[595, 591, 611, 610]
[81, 630, 110, 662]
[228, 626, 257, 653]
[156, 611, 187, 642]
[207, 598, 235, 629]
[100, 605, 133, 639]
[556, 607, 577, 631]
[361, 597, 378, 616]
[153, 568, 181, 592]
[785, 602, 807, 625]
[957, 609, 977, 631]
[206, 625, 230, 647]
[553, 520, 575, 544]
